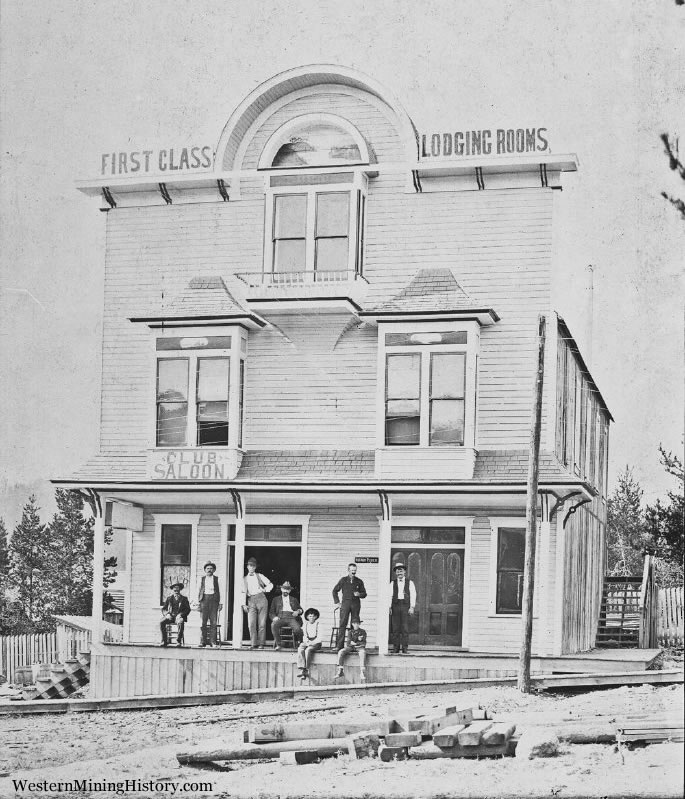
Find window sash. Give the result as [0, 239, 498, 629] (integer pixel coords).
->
[495, 527, 526, 614]
[156, 359, 189, 447]
[385, 353, 421, 446]
[160, 524, 192, 603]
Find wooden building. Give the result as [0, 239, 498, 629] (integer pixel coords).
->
[55, 65, 621, 698]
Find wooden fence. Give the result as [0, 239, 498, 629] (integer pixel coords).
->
[0, 632, 59, 683]
[658, 586, 684, 647]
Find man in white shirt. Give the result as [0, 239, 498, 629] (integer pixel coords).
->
[389, 562, 416, 654]
[240, 557, 273, 649]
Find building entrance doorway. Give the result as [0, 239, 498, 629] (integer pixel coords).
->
[390, 546, 464, 647]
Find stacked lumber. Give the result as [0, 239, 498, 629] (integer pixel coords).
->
[616, 715, 684, 747]
[176, 701, 516, 767]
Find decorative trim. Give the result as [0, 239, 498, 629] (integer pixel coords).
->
[102, 187, 117, 209]
[229, 489, 244, 521]
[158, 182, 173, 205]
[539, 163, 548, 188]
[377, 490, 391, 521]
[563, 497, 592, 528]
[475, 166, 485, 190]
[217, 178, 230, 202]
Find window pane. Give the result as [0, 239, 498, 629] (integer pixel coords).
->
[497, 572, 524, 614]
[162, 525, 192, 563]
[316, 193, 349, 236]
[431, 352, 465, 398]
[430, 399, 464, 445]
[274, 239, 306, 273]
[271, 123, 362, 168]
[197, 401, 228, 446]
[315, 237, 349, 272]
[274, 194, 306, 238]
[197, 358, 229, 401]
[498, 528, 525, 570]
[157, 359, 188, 401]
[386, 354, 420, 399]
[385, 414, 420, 446]
[157, 402, 188, 446]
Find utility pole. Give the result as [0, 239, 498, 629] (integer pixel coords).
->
[518, 314, 546, 693]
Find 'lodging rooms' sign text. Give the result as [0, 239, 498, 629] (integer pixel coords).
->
[419, 127, 549, 158]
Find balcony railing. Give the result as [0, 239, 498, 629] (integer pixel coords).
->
[237, 270, 367, 289]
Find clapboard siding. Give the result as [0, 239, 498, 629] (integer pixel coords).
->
[466, 516, 556, 655]
[98, 182, 554, 452]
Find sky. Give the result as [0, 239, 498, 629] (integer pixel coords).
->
[0, 0, 683, 529]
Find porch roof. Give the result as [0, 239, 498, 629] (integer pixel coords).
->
[54, 448, 580, 489]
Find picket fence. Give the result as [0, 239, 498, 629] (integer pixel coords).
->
[658, 586, 684, 647]
[0, 632, 59, 683]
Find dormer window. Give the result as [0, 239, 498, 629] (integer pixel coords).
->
[258, 115, 369, 285]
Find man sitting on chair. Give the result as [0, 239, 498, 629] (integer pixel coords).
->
[160, 582, 191, 647]
[269, 581, 303, 650]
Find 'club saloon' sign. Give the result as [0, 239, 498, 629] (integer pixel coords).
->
[149, 449, 233, 480]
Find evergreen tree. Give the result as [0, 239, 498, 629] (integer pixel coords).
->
[0, 518, 10, 634]
[645, 447, 684, 585]
[8, 496, 51, 632]
[606, 467, 648, 577]
[45, 489, 95, 617]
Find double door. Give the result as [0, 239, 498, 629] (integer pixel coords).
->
[390, 547, 464, 647]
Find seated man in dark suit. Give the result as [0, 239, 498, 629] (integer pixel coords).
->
[160, 582, 191, 646]
[268, 581, 303, 650]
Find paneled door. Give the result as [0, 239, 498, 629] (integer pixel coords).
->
[391, 547, 464, 647]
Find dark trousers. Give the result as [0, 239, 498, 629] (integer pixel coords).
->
[200, 596, 220, 645]
[390, 600, 410, 652]
[271, 615, 303, 647]
[336, 600, 361, 650]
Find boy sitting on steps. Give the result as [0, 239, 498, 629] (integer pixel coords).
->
[335, 618, 367, 682]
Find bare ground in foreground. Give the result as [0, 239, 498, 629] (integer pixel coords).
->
[0, 683, 682, 798]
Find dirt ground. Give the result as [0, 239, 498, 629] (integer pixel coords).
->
[0, 682, 682, 799]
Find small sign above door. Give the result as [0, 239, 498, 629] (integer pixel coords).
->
[355, 556, 379, 564]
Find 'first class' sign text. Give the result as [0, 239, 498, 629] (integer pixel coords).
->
[101, 146, 213, 175]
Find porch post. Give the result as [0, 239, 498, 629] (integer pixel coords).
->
[231, 491, 246, 649]
[376, 491, 392, 656]
[538, 493, 552, 655]
[88, 490, 105, 646]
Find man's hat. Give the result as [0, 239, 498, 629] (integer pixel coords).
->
[393, 563, 406, 571]
[280, 581, 294, 589]
[246, 557, 258, 566]
[203, 561, 217, 570]
[304, 607, 320, 619]
[169, 582, 185, 591]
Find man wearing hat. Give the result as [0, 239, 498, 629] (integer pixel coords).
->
[160, 582, 191, 647]
[332, 563, 367, 652]
[197, 561, 222, 647]
[240, 557, 273, 649]
[389, 562, 417, 653]
[268, 581, 303, 650]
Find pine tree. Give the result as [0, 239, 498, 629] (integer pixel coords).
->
[8, 496, 50, 632]
[0, 518, 10, 634]
[46, 489, 95, 617]
[645, 447, 684, 586]
[606, 468, 648, 577]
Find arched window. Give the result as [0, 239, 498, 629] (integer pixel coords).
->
[259, 114, 369, 170]
[272, 122, 362, 168]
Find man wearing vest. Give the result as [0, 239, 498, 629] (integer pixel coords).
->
[240, 557, 273, 649]
[389, 562, 417, 653]
[197, 561, 222, 647]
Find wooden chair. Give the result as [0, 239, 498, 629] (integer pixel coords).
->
[278, 625, 296, 650]
[163, 622, 185, 646]
[329, 608, 350, 650]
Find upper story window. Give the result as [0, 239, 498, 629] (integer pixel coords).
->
[380, 327, 478, 449]
[259, 115, 369, 284]
[155, 334, 246, 449]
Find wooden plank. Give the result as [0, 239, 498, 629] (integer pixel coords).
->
[409, 740, 508, 759]
[177, 737, 355, 764]
[385, 731, 422, 747]
[279, 751, 320, 765]
[248, 720, 391, 743]
[481, 723, 516, 746]
[457, 721, 493, 746]
[432, 725, 467, 748]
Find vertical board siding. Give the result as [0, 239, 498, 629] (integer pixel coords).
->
[560, 500, 605, 653]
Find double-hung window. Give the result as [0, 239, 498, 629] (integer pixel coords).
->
[383, 330, 472, 448]
[154, 335, 245, 449]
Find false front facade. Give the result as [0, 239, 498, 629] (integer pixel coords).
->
[56, 65, 613, 695]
